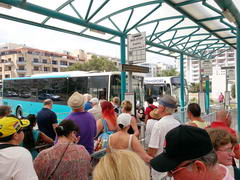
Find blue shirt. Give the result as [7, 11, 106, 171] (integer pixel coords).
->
[84, 102, 92, 111]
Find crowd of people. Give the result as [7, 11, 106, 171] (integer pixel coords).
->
[0, 93, 239, 180]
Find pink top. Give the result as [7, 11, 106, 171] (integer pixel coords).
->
[34, 143, 91, 180]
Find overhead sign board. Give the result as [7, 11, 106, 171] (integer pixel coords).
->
[122, 64, 149, 73]
[201, 60, 212, 76]
[127, 32, 146, 64]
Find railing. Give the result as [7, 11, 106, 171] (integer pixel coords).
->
[138, 122, 146, 146]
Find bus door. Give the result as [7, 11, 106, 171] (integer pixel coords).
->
[88, 76, 108, 100]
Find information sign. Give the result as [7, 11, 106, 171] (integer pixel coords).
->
[127, 32, 146, 64]
[201, 60, 212, 76]
[122, 64, 149, 73]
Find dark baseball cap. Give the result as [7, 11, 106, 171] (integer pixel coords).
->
[150, 125, 213, 172]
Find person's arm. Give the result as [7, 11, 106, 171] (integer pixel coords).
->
[144, 107, 150, 124]
[96, 119, 103, 137]
[144, 115, 149, 124]
[51, 112, 58, 133]
[132, 135, 153, 163]
[147, 147, 158, 157]
[39, 132, 54, 144]
[147, 123, 161, 157]
[131, 117, 139, 137]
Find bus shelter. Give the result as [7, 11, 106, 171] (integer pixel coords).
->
[0, 0, 239, 128]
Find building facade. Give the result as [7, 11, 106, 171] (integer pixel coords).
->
[178, 48, 236, 84]
[0, 45, 84, 80]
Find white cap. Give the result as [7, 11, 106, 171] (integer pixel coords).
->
[117, 113, 131, 128]
[90, 97, 99, 104]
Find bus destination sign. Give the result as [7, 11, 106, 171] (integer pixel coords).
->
[121, 64, 149, 73]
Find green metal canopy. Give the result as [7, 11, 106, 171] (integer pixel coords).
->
[0, 0, 238, 60]
[0, 0, 239, 127]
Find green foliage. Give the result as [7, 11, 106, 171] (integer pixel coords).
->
[190, 97, 197, 103]
[189, 83, 199, 93]
[65, 55, 118, 72]
[189, 82, 212, 93]
[231, 83, 235, 99]
[157, 68, 179, 77]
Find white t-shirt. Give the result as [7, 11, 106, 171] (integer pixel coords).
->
[0, 146, 38, 180]
[88, 105, 102, 121]
[145, 119, 158, 147]
[148, 115, 180, 155]
[148, 115, 180, 180]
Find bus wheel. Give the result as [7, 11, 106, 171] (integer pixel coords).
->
[16, 107, 23, 119]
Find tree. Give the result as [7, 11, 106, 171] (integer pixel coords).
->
[189, 82, 212, 93]
[65, 55, 118, 72]
[157, 68, 179, 77]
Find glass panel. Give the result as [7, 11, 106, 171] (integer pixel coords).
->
[68, 77, 88, 96]
[88, 76, 108, 100]
[110, 75, 121, 100]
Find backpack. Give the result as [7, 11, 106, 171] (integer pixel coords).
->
[94, 119, 115, 152]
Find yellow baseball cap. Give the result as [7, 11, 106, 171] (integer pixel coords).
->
[0, 117, 30, 138]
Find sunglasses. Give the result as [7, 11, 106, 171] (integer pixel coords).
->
[168, 160, 195, 177]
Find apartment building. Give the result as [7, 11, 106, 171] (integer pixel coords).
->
[178, 48, 236, 84]
[0, 45, 84, 80]
[137, 62, 176, 77]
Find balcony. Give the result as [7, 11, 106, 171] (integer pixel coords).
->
[60, 64, 68, 67]
[17, 61, 26, 65]
[4, 62, 13, 66]
[32, 61, 42, 65]
[16, 69, 27, 73]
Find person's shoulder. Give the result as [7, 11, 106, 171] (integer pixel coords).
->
[4, 146, 32, 158]
[160, 115, 180, 125]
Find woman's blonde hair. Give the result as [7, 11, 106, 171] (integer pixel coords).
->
[93, 150, 150, 180]
[122, 100, 132, 112]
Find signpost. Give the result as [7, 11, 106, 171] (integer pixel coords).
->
[127, 32, 146, 64]
[221, 66, 235, 109]
[201, 60, 213, 76]
[126, 32, 147, 92]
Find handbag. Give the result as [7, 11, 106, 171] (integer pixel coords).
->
[94, 119, 114, 152]
[47, 143, 70, 180]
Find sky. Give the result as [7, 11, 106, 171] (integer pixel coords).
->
[0, 17, 175, 64]
[0, 0, 238, 65]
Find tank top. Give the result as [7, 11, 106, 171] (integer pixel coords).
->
[192, 120, 208, 129]
[108, 134, 133, 152]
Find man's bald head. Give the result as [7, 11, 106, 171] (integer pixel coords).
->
[216, 110, 231, 126]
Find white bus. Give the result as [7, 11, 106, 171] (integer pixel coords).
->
[144, 76, 189, 106]
[2, 71, 144, 120]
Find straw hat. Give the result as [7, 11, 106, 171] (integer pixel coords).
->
[150, 108, 161, 120]
[67, 92, 84, 109]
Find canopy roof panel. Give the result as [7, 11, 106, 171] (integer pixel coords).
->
[0, 0, 238, 60]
